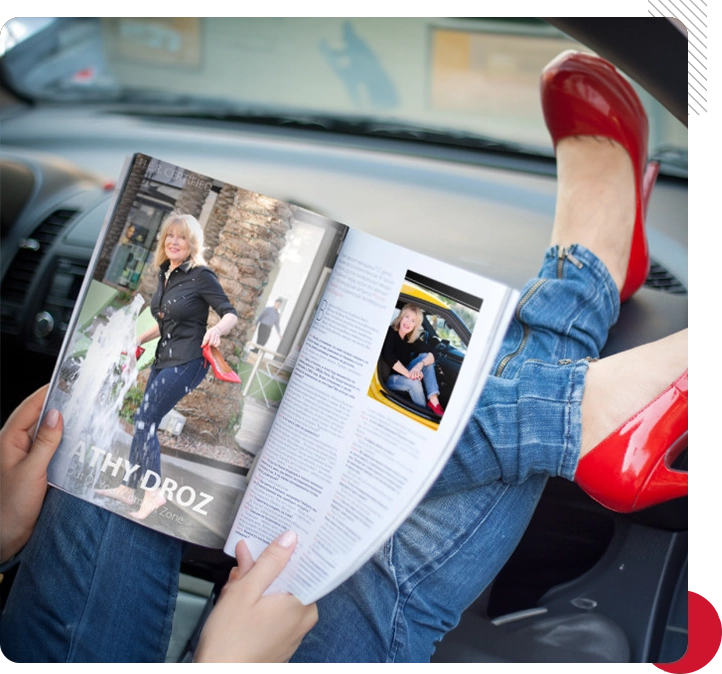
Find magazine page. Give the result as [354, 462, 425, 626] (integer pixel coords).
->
[44, 154, 347, 547]
[225, 225, 518, 603]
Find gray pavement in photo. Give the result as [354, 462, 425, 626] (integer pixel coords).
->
[72, 423, 248, 549]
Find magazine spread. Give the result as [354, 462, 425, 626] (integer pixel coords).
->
[43, 153, 518, 603]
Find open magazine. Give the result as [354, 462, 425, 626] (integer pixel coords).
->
[43, 153, 518, 604]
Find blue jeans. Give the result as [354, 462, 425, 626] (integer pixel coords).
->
[0, 245, 618, 662]
[0, 357, 208, 662]
[127, 358, 208, 488]
[386, 355, 440, 407]
[0, 488, 184, 662]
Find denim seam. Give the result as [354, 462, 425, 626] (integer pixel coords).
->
[385, 535, 405, 663]
[156, 546, 180, 660]
[562, 360, 588, 480]
[567, 243, 620, 326]
[517, 360, 587, 480]
[65, 512, 112, 662]
[494, 279, 549, 377]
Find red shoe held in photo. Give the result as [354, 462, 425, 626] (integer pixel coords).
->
[203, 343, 241, 384]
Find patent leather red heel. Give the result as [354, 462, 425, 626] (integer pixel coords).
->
[574, 370, 688, 513]
[203, 344, 241, 384]
[541, 50, 660, 302]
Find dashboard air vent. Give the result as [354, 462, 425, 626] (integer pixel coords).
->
[644, 260, 687, 295]
[1, 209, 77, 305]
[37, 257, 89, 352]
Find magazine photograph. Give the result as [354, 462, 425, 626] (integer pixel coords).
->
[369, 271, 482, 429]
[46, 153, 348, 547]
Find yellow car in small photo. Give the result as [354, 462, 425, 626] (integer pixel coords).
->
[367, 279, 477, 429]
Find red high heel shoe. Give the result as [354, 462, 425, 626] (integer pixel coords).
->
[541, 50, 661, 302]
[203, 343, 241, 384]
[427, 400, 444, 417]
[574, 370, 688, 513]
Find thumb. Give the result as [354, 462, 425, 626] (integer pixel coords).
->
[25, 408, 63, 473]
[243, 531, 298, 601]
[233, 539, 256, 579]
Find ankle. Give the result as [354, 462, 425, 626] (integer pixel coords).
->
[550, 136, 635, 292]
[579, 330, 688, 458]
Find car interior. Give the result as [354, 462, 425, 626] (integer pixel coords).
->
[376, 294, 469, 422]
[0, 17, 688, 662]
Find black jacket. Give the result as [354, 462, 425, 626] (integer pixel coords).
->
[150, 260, 237, 369]
[381, 326, 432, 370]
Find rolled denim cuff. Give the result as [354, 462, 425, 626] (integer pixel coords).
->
[471, 358, 587, 485]
[434, 358, 588, 498]
[516, 358, 588, 482]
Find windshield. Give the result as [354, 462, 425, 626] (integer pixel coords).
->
[1, 17, 687, 167]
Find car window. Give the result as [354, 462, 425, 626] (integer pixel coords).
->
[426, 314, 467, 356]
[0, 17, 687, 174]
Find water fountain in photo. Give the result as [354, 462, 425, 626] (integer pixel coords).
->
[48, 294, 146, 502]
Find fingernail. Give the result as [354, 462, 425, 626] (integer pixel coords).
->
[44, 409, 60, 429]
[276, 530, 297, 548]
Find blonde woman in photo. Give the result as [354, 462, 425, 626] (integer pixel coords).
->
[95, 213, 238, 520]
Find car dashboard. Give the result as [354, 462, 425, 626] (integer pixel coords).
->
[1, 102, 688, 365]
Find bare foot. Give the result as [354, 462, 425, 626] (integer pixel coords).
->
[130, 489, 167, 521]
[550, 136, 635, 293]
[95, 485, 136, 505]
[580, 329, 688, 458]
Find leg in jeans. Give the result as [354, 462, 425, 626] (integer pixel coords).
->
[128, 358, 208, 487]
[420, 358, 440, 401]
[0, 357, 208, 662]
[292, 244, 619, 662]
[386, 355, 440, 407]
[0, 488, 184, 662]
